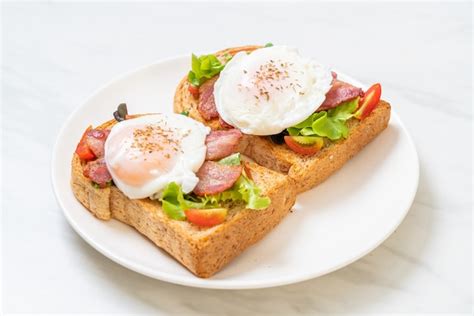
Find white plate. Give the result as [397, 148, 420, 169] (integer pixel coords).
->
[52, 56, 419, 289]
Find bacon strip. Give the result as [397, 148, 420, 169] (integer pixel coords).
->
[85, 129, 110, 158]
[83, 158, 112, 187]
[318, 80, 363, 111]
[193, 161, 242, 196]
[198, 76, 219, 120]
[205, 129, 243, 161]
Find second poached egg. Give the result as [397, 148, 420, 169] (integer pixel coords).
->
[214, 46, 333, 135]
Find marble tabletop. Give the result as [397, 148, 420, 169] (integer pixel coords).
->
[2, 1, 472, 314]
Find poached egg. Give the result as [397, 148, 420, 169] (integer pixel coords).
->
[214, 46, 333, 135]
[104, 113, 210, 199]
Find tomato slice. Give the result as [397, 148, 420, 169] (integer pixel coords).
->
[284, 136, 324, 156]
[354, 83, 382, 120]
[185, 208, 227, 227]
[75, 126, 96, 161]
[188, 84, 200, 99]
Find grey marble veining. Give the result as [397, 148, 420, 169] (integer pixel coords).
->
[1, 2, 472, 314]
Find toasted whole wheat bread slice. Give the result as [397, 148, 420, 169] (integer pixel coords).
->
[173, 45, 391, 193]
[71, 118, 296, 278]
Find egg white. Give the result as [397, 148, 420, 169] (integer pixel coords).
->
[214, 46, 333, 135]
[104, 113, 210, 199]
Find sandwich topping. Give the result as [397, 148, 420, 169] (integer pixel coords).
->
[205, 129, 242, 160]
[160, 152, 269, 223]
[83, 158, 112, 188]
[187, 53, 228, 88]
[186, 44, 383, 156]
[104, 113, 208, 199]
[193, 161, 242, 196]
[75, 104, 270, 228]
[75, 126, 113, 188]
[198, 76, 220, 120]
[214, 45, 333, 135]
[281, 82, 382, 155]
[318, 77, 364, 111]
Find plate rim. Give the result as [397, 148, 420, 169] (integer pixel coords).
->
[51, 55, 420, 289]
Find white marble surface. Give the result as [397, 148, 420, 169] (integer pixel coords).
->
[1, 1, 472, 314]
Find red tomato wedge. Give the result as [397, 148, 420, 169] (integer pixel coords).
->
[284, 136, 324, 156]
[75, 126, 96, 161]
[185, 208, 228, 227]
[354, 83, 382, 120]
[188, 84, 200, 99]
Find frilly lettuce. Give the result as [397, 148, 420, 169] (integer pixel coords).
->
[160, 153, 270, 220]
[187, 54, 227, 87]
[160, 182, 204, 220]
[287, 97, 359, 141]
[233, 173, 271, 210]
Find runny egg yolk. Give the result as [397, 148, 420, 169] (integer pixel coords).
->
[106, 124, 181, 187]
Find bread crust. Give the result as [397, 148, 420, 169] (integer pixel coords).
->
[173, 46, 391, 193]
[71, 118, 296, 278]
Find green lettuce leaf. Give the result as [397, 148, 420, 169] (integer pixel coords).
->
[328, 97, 359, 120]
[218, 153, 241, 166]
[159, 153, 270, 220]
[287, 97, 359, 141]
[311, 111, 348, 140]
[160, 182, 210, 220]
[219, 153, 270, 209]
[187, 53, 226, 87]
[160, 183, 186, 220]
[234, 174, 271, 209]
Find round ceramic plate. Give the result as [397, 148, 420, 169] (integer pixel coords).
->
[52, 56, 419, 289]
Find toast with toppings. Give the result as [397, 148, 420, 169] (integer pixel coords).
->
[71, 116, 296, 278]
[173, 45, 391, 193]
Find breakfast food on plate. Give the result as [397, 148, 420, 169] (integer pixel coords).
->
[71, 104, 296, 278]
[71, 44, 390, 278]
[174, 44, 391, 193]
